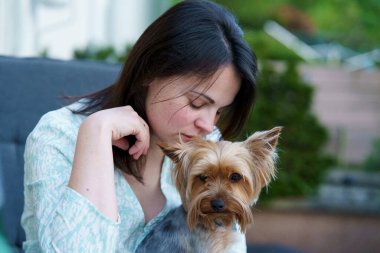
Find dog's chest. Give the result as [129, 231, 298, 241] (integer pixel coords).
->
[135, 206, 238, 253]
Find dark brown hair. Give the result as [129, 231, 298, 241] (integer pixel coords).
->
[73, 0, 257, 181]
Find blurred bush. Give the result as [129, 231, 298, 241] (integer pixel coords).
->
[244, 30, 302, 62]
[363, 138, 380, 172]
[73, 44, 132, 64]
[216, 0, 380, 52]
[243, 61, 335, 201]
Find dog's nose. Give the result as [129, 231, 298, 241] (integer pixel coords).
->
[211, 198, 225, 212]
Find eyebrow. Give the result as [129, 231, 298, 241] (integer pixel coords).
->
[189, 91, 215, 104]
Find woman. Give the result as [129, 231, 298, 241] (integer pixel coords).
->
[22, 0, 257, 252]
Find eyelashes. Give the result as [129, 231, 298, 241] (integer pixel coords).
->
[189, 99, 205, 109]
[187, 91, 210, 109]
[189, 101, 224, 120]
[187, 91, 228, 115]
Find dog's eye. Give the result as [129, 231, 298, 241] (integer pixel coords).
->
[198, 174, 208, 182]
[229, 173, 242, 182]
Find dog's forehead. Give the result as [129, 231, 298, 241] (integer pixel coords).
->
[194, 141, 251, 168]
[216, 140, 248, 156]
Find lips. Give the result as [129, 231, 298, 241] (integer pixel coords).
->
[180, 134, 195, 141]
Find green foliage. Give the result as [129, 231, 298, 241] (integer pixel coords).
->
[244, 61, 335, 200]
[363, 138, 380, 172]
[307, 0, 380, 52]
[216, 0, 380, 52]
[244, 30, 302, 62]
[215, 0, 287, 28]
[171, 0, 182, 5]
[73, 44, 132, 64]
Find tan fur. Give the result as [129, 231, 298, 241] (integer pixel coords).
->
[160, 126, 282, 251]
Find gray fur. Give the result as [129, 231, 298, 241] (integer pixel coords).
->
[136, 206, 220, 253]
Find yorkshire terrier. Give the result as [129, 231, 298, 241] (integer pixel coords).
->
[136, 127, 282, 253]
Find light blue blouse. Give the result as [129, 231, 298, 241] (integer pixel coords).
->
[22, 101, 246, 252]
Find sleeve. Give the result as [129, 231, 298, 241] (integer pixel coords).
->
[22, 110, 120, 252]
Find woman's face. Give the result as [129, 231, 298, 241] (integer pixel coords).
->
[146, 64, 240, 146]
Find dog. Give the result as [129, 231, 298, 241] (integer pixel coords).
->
[136, 127, 282, 253]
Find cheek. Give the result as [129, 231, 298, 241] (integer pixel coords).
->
[233, 181, 254, 202]
[148, 101, 195, 142]
[220, 178, 253, 201]
[148, 101, 182, 125]
[188, 178, 208, 202]
[168, 106, 194, 126]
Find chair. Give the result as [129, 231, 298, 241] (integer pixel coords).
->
[0, 55, 121, 252]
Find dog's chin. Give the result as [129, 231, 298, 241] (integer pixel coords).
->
[187, 198, 253, 231]
[196, 212, 235, 231]
[205, 212, 235, 227]
[187, 207, 239, 231]
[200, 207, 253, 232]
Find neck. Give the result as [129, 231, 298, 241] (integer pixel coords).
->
[140, 138, 165, 184]
[123, 138, 164, 186]
[146, 139, 164, 164]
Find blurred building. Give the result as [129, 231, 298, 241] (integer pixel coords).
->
[0, 0, 170, 59]
[301, 65, 380, 165]
[265, 20, 380, 165]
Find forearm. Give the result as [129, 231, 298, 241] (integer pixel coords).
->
[68, 114, 118, 221]
[23, 109, 121, 252]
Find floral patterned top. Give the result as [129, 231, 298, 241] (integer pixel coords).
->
[21, 101, 246, 252]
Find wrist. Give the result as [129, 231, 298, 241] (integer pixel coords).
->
[79, 112, 113, 145]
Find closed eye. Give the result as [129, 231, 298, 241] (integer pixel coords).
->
[188, 91, 213, 110]
[188, 91, 232, 115]
[189, 99, 207, 109]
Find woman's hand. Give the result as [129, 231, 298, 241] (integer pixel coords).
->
[69, 105, 149, 220]
[91, 106, 150, 160]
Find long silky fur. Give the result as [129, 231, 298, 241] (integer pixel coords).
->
[145, 127, 282, 253]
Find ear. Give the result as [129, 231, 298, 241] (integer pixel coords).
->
[243, 127, 282, 187]
[157, 136, 204, 163]
[244, 126, 282, 153]
[158, 140, 194, 205]
[158, 142, 183, 164]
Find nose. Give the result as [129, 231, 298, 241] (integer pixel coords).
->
[195, 110, 216, 134]
[211, 198, 225, 212]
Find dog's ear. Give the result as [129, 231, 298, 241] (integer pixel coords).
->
[243, 127, 282, 186]
[157, 140, 194, 205]
[244, 126, 282, 154]
[158, 142, 183, 164]
[157, 136, 204, 163]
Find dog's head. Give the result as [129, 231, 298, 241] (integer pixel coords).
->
[160, 127, 282, 232]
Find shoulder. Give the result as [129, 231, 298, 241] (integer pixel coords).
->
[24, 102, 87, 182]
[25, 101, 87, 151]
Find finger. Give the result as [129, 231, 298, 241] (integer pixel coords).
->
[141, 121, 150, 155]
[133, 119, 150, 154]
[113, 138, 130, 151]
[129, 144, 144, 160]
[132, 149, 144, 160]
[128, 132, 148, 159]
[128, 139, 147, 159]
[126, 116, 150, 159]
